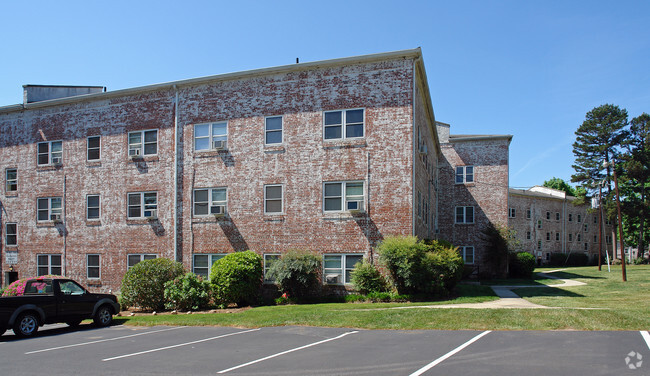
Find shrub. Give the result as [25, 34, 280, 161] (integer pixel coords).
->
[509, 252, 536, 278]
[550, 252, 589, 267]
[633, 257, 649, 265]
[210, 251, 263, 307]
[350, 261, 388, 294]
[1, 275, 65, 297]
[164, 272, 212, 311]
[378, 235, 464, 296]
[120, 258, 184, 311]
[267, 250, 321, 298]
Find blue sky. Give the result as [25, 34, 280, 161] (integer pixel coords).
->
[1, 1, 648, 189]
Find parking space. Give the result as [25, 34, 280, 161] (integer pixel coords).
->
[1, 324, 648, 375]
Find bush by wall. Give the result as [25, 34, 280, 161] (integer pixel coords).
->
[350, 261, 388, 294]
[549, 252, 589, 267]
[1, 275, 65, 297]
[377, 235, 464, 296]
[267, 250, 321, 298]
[164, 272, 212, 311]
[509, 252, 536, 278]
[120, 258, 184, 311]
[210, 251, 263, 307]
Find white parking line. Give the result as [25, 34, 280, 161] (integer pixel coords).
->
[217, 331, 359, 374]
[102, 328, 260, 361]
[409, 330, 491, 376]
[641, 331, 650, 350]
[26, 326, 187, 354]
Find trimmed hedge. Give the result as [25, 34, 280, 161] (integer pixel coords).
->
[210, 251, 263, 307]
[509, 252, 536, 278]
[267, 250, 322, 298]
[120, 258, 185, 311]
[164, 272, 212, 311]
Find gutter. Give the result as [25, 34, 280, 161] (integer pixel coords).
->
[173, 85, 180, 262]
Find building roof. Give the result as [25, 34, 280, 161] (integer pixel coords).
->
[0, 48, 424, 114]
[509, 186, 578, 201]
[449, 134, 513, 143]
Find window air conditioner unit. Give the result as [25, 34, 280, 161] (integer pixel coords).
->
[52, 156, 62, 165]
[144, 209, 157, 220]
[419, 144, 427, 154]
[129, 148, 141, 157]
[50, 213, 62, 222]
[213, 140, 226, 150]
[211, 205, 226, 217]
[325, 274, 340, 284]
[347, 200, 364, 213]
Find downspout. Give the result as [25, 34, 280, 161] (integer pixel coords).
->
[411, 59, 417, 237]
[173, 85, 180, 262]
[562, 197, 566, 253]
[63, 174, 67, 275]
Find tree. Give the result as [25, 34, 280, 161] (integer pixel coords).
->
[542, 177, 578, 196]
[480, 223, 519, 278]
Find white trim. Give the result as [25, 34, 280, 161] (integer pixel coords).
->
[128, 129, 158, 157]
[127, 254, 157, 269]
[323, 108, 365, 140]
[86, 194, 101, 220]
[127, 191, 158, 219]
[5, 167, 17, 193]
[323, 180, 365, 213]
[86, 135, 101, 161]
[459, 246, 475, 265]
[263, 184, 284, 215]
[5, 222, 17, 247]
[192, 187, 228, 217]
[264, 115, 283, 146]
[454, 206, 474, 224]
[87, 253, 101, 279]
[36, 254, 62, 276]
[263, 253, 281, 283]
[36, 196, 63, 222]
[192, 253, 226, 278]
[194, 121, 228, 152]
[322, 254, 364, 285]
[37, 140, 63, 166]
[455, 165, 474, 184]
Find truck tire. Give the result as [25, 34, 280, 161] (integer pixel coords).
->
[93, 305, 113, 327]
[13, 312, 39, 337]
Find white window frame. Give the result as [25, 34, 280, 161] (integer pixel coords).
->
[265, 116, 283, 145]
[526, 231, 531, 240]
[5, 222, 17, 247]
[455, 166, 474, 184]
[263, 254, 281, 283]
[192, 253, 226, 279]
[37, 197, 63, 222]
[37, 140, 63, 166]
[87, 254, 100, 279]
[584, 224, 588, 232]
[323, 108, 365, 140]
[193, 188, 227, 217]
[264, 184, 284, 214]
[568, 213, 573, 222]
[459, 246, 475, 264]
[323, 254, 363, 285]
[556, 212, 561, 221]
[577, 214, 582, 223]
[509, 208, 516, 218]
[526, 209, 531, 219]
[455, 206, 474, 224]
[323, 181, 365, 213]
[127, 254, 157, 270]
[87, 135, 101, 161]
[6, 168, 17, 193]
[37, 254, 62, 276]
[128, 129, 158, 156]
[194, 122, 228, 151]
[127, 192, 158, 219]
[577, 234, 582, 242]
[86, 194, 100, 220]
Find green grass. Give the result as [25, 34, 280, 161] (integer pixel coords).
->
[117, 266, 650, 331]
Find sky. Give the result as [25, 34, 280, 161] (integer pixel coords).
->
[1, 1, 648, 189]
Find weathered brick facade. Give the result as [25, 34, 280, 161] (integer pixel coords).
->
[0, 49, 439, 291]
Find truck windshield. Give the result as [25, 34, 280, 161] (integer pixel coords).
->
[59, 281, 86, 295]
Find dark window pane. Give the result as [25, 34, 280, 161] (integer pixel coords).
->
[324, 111, 342, 125]
[128, 207, 141, 218]
[325, 197, 341, 211]
[88, 208, 100, 219]
[346, 124, 363, 138]
[324, 183, 341, 197]
[266, 117, 282, 130]
[266, 186, 282, 200]
[266, 131, 282, 144]
[88, 149, 100, 160]
[345, 109, 363, 124]
[144, 143, 157, 155]
[266, 200, 282, 213]
[324, 126, 341, 139]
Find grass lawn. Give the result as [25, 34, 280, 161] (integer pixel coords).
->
[117, 265, 650, 331]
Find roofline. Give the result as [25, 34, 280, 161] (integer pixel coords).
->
[449, 134, 513, 143]
[508, 187, 578, 201]
[1, 48, 422, 114]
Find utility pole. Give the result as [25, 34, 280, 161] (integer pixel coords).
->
[612, 166, 627, 282]
[598, 184, 603, 271]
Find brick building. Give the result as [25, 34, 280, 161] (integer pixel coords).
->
[508, 186, 613, 263]
[436, 122, 512, 275]
[0, 48, 440, 291]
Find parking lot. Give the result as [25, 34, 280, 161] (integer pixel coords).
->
[1, 324, 648, 375]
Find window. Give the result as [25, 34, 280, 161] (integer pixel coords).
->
[537, 220, 542, 229]
[556, 233, 560, 241]
[37, 197, 62, 221]
[192, 254, 226, 279]
[458, 246, 474, 264]
[537, 240, 542, 249]
[5, 223, 17, 246]
[556, 212, 560, 221]
[87, 194, 100, 220]
[569, 234, 573, 242]
[87, 136, 100, 161]
[194, 122, 228, 151]
[546, 211, 550, 220]
[455, 166, 474, 184]
[37, 140, 63, 165]
[127, 192, 158, 218]
[577, 234, 582, 242]
[128, 129, 158, 156]
[509, 208, 516, 218]
[584, 224, 588, 232]
[193, 188, 227, 216]
[526, 231, 531, 240]
[87, 254, 100, 279]
[37, 254, 62, 276]
[584, 243, 588, 251]
[323, 109, 364, 140]
[265, 116, 283, 145]
[605, 218, 612, 225]
[526, 209, 531, 219]
[264, 185, 283, 214]
[455, 206, 474, 224]
[417, 191, 422, 218]
[323, 254, 363, 284]
[577, 214, 582, 223]
[323, 181, 364, 212]
[6, 168, 17, 193]
[568, 214, 573, 222]
[605, 235, 612, 244]
[593, 216, 598, 224]
[263, 254, 280, 283]
[127, 254, 157, 269]
[594, 235, 597, 243]
[546, 232, 550, 241]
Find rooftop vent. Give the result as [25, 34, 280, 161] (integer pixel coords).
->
[23, 85, 105, 104]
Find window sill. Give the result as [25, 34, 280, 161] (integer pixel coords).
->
[455, 182, 475, 187]
[263, 145, 285, 154]
[4, 193, 18, 198]
[86, 161, 102, 167]
[263, 215, 285, 222]
[36, 221, 63, 228]
[322, 212, 355, 221]
[126, 218, 157, 225]
[322, 139, 367, 149]
[36, 165, 63, 171]
[86, 220, 102, 226]
[194, 150, 229, 158]
[128, 156, 159, 163]
[192, 216, 227, 224]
